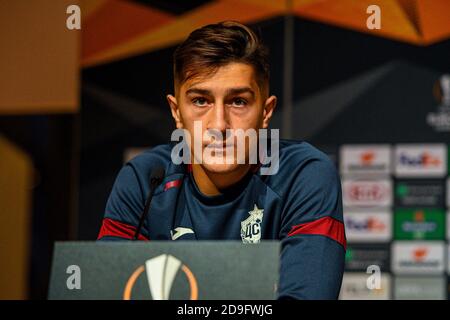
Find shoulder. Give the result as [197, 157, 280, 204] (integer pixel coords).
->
[279, 139, 332, 166]
[125, 143, 184, 179]
[110, 143, 185, 199]
[261, 139, 339, 197]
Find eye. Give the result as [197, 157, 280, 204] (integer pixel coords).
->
[192, 97, 209, 107]
[231, 98, 248, 107]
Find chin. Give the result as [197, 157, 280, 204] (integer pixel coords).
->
[200, 161, 242, 175]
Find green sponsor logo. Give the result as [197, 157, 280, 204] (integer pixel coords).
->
[394, 209, 445, 240]
[345, 248, 353, 262]
[396, 183, 409, 198]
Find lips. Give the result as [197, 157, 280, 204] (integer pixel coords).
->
[204, 141, 234, 149]
[205, 144, 229, 149]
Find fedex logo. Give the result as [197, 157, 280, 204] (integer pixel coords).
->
[344, 212, 391, 242]
[394, 144, 447, 177]
[398, 152, 441, 167]
[346, 218, 386, 232]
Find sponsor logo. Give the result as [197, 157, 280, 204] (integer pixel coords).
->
[241, 205, 264, 244]
[345, 244, 390, 272]
[123, 254, 198, 300]
[394, 276, 446, 300]
[392, 241, 445, 274]
[171, 227, 195, 241]
[339, 273, 391, 300]
[394, 144, 447, 177]
[394, 209, 445, 240]
[344, 211, 392, 242]
[342, 179, 392, 207]
[395, 180, 445, 207]
[340, 145, 391, 175]
[426, 74, 450, 132]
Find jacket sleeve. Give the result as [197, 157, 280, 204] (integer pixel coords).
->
[277, 157, 346, 300]
[97, 164, 148, 241]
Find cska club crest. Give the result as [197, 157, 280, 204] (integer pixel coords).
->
[241, 204, 264, 243]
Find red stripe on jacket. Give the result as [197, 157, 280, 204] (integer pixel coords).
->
[287, 216, 346, 249]
[97, 218, 149, 240]
[164, 179, 182, 191]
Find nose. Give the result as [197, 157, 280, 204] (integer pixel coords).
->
[207, 101, 228, 134]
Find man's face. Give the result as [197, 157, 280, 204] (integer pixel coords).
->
[168, 62, 276, 174]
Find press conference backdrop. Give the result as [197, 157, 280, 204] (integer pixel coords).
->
[78, 1, 450, 300]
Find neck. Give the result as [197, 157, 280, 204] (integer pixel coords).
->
[191, 164, 252, 196]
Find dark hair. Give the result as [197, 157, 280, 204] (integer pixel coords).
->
[173, 20, 270, 93]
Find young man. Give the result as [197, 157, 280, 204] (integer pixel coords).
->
[98, 21, 346, 299]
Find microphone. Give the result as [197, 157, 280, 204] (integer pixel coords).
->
[134, 167, 165, 240]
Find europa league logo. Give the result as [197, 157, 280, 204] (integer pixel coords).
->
[433, 74, 450, 107]
[123, 254, 198, 300]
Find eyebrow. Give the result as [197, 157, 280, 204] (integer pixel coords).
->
[185, 86, 255, 99]
[185, 88, 212, 96]
[226, 87, 255, 99]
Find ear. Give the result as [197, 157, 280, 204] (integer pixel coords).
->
[262, 95, 277, 129]
[167, 94, 183, 129]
